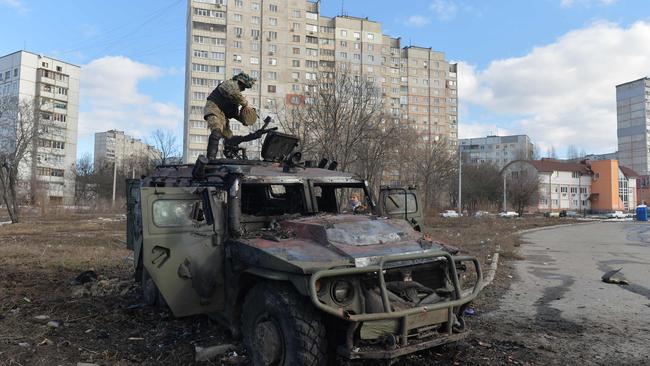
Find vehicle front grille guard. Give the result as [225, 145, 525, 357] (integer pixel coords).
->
[309, 251, 482, 347]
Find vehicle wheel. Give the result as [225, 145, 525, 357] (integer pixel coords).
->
[141, 268, 167, 308]
[242, 283, 326, 366]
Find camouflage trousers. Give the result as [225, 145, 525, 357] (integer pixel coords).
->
[204, 100, 233, 139]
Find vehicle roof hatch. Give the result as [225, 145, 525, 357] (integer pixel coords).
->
[261, 131, 300, 162]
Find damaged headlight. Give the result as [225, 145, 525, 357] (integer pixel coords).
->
[331, 280, 354, 304]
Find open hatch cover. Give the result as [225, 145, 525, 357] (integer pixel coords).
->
[261, 131, 300, 162]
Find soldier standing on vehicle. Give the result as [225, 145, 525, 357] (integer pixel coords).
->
[204, 72, 258, 159]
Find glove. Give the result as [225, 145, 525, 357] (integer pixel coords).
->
[239, 106, 258, 126]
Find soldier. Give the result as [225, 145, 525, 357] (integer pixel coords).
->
[204, 72, 258, 159]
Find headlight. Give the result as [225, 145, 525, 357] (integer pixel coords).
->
[331, 280, 354, 304]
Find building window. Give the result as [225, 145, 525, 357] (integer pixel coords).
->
[267, 71, 277, 80]
[269, 4, 278, 12]
[292, 9, 300, 18]
[251, 29, 261, 38]
[290, 96, 301, 105]
[268, 58, 277, 66]
[250, 57, 259, 65]
[367, 33, 374, 40]
[353, 31, 360, 39]
[306, 36, 318, 44]
[339, 52, 347, 58]
[251, 2, 260, 10]
[267, 85, 276, 93]
[233, 13, 242, 22]
[234, 40, 242, 48]
[292, 47, 300, 55]
[235, 0, 243, 7]
[292, 60, 300, 67]
[340, 29, 347, 37]
[234, 27, 243, 37]
[269, 17, 278, 26]
[340, 41, 347, 47]
[306, 60, 318, 68]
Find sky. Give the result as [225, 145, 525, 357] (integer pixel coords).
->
[1, 0, 650, 159]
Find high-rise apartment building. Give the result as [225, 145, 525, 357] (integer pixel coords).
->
[183, 0, 458, 162]
[460, 134, 534, 168]
[94, 130, 160, 171]
[616, 77, 650, 175]
[0, 51, 79, 204]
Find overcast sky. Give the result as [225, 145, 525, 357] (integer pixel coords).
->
[1, 0, 649, 158]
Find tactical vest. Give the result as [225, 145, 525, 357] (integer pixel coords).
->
[207, 81, 240, 119]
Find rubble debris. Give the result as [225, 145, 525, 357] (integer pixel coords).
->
[72, 278, 134, 298]
[33, 315, 50, 323]
[195, 344, 237, 362]
[464, 307, 476, 316]
[70, 270, 98, 285]
[18, 342, 30, 347]
[478, 341, 493, 348]
[601, 268, 630, 285]
[46, 320, 60, 328]
[38, 338, 54, 346]
[77, 363, 99, 366]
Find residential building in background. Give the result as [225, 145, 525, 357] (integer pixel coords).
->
[460, 134, 534, 168]
[183, 0, 458, 162]
[503, 158, 637, 213]
[0, 51, 79, 204]
[617, 77, 650, 175]
[94, 130, 160, 171]
[583, 152, 618, 161]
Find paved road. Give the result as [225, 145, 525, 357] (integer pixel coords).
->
[490, 222, 650, 364]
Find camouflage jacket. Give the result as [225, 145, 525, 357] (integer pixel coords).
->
[207, 80, 248, 119]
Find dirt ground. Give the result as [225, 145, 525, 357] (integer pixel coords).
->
[0, 211, 576, 366]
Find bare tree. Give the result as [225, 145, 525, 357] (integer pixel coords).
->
[412, 138, 458, 211]
[149, 129, 180, 165]
[566, 145, 579, 160]
[461, 163, 503, 212]
[275, 69, 386, 173]
[0, 96, 42, 223]
[72, 153, 96, 205]
[507, 170, 540, 216]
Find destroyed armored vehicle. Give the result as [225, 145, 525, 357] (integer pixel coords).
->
[126, 120, 483, 365]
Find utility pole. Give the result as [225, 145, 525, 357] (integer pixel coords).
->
[112, 160, 117, 207]
[458, 144, 462, 214]
[503, 173, 507, 212]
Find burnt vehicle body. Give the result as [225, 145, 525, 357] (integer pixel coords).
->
[126, 131, 483, 365]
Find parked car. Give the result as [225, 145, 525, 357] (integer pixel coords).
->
[559, 210, 578, 218]
[440, 210, 460, 218]
[606, 211, 626, 219]
[498, 211, 518, 218]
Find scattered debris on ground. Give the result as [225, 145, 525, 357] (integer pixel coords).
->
[0, 212, 587, 365]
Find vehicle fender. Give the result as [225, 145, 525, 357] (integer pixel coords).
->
[243, 268, 311, 296]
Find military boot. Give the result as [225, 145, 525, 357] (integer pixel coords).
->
[206, 130, 223, 160]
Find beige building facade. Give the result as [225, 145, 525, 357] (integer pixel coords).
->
[183, 0, 458, 162]
[0, 51, 80, 204]
[94, 130, 160, 171]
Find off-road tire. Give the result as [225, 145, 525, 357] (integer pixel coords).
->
[242, 283, 327, 366]
[141, 268, 167, 309]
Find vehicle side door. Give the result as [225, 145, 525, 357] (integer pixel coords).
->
[140, 186, 226, 317]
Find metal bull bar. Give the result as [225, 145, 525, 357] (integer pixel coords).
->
[308, 251, 482, 348]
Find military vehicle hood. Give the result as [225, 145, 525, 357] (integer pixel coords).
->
[237, 215, 447, 273]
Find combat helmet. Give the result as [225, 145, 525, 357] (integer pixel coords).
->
[233, 72, 256, 88]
